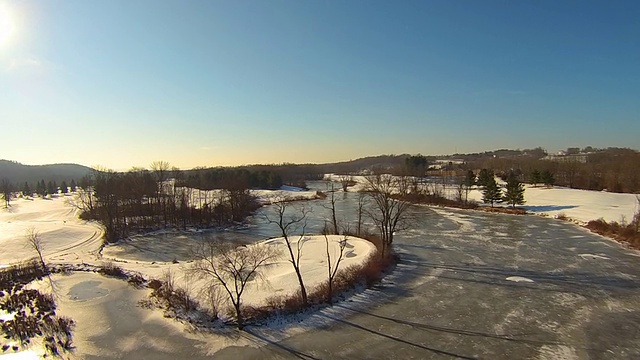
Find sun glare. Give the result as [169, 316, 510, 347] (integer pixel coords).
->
[0, 5, 15, 47]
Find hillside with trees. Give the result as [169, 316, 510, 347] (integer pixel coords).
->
[0, 160, 92, 185]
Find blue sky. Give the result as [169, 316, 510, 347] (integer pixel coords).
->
[0, 0, 638, 169]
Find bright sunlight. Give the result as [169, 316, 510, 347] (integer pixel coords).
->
[0, 4, 15, 47]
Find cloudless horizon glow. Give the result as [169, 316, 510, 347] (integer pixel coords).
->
[1, 0, 638, 170]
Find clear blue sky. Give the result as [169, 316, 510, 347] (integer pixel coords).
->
[1, 0, 638, 169]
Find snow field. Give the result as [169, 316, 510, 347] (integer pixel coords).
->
[325, 173, 639, 224]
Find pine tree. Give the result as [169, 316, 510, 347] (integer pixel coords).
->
[1, 180, 12, 208]
[464, 170, 476, 187]
[23, 182, 31, 197]
[60, 181, 68, 194]
[38, 180, 47, 197]
[541, 170, 555, 188]
[529, 169, 541, 187]
[70, 179, 77, 192]
[477, 169, 494, 188]
[503, 172, 525, 208]
[482, 177, 502, 207]
[47, 181, 55, 195]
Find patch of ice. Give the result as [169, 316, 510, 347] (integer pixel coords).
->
[578, 253, 609, 260]
[279, 185, 305, 192]
[537, 345, 579, 360]
[506, 276, 534, 283]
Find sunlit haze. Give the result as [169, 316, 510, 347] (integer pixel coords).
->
[1, 0, 638, 170]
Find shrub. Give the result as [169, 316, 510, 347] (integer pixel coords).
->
[173, 287, 199, 312]
[147, 279, 163, 291]
[201, 285, 225, 320]
[97, 261, 127, 279]
[0, 260, 46, 292]
[147, 270, 199, 313]
[127, 274, 146, 287]
[586, 218, 640, 250]
[241, 305, 272, 323]
[263, 290, 306, 313]
[307, 281, 330, 304]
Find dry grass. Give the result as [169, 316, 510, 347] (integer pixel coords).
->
[585, 218, 640, 250]
[97, 261, 127, 279]
[479, 206, 527, 215]
[147, 270, 199, 313]
[400, 192, 479, 209]
[252, 249, 397, 323]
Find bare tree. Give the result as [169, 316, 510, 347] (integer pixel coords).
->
[201, 283, 226, 320]
[454, 176, 465, 203]
[337, 174, 355, 192]
[263, 198, 311, 305]
[321, 182, 339, 235]
[25, 228, 47, 274]
[324, 235, 347, 305]
[356, 192, 367, 236]
[190, 237, 278, 329]
[150, 161, 171, 226]
[65, 186, 96, 216]
[633, 195, 640, 234]
[363, 174, 412, 257]
[25, 228, 57, 295]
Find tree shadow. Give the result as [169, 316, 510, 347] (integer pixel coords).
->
[523, 205, 577, 212]
[243, 328, 321, 360]
[319, 313, 479, 359]
[331, 306, 606, 354]
[421, 262, 640, 297]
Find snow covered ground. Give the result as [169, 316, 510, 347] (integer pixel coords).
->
[468, 185, 638, 224]
[1, 182, 638, 358]
[100, 234, 376, 309]
[243, 235, 376, 306]
[325, 174, 639, 225]
[0, 192, 375, 358]
[0, 194, 374, 308]
[0, 195, 103, 267]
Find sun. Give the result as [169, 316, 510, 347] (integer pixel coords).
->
[0, 4, 15, 47]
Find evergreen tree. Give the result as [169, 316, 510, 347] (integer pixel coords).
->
[503, 172, 525, 208]
[477, 169, 494, 188]
[60, 181, 68, 194]
[464, 170, 476, 187]
[70, 179, 77, 192]
[529, 169, 541, 187]
[23, 182, 31, 197]
[47, 181, 55, 195]
[38, 180, 47, 197]
[541, 170, 555, 188]
[1, 180, 12, 208]
[482, 177, 502, 207]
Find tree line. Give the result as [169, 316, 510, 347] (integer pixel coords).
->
[71, 162, 266, 242]
[469, 147, 640, 193]
[0, 178, 78, 208]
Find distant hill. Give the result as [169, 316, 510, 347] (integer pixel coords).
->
[316, 154, 414, 174]
[0, 160, 93, 186]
